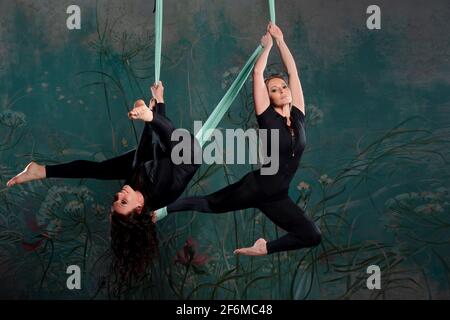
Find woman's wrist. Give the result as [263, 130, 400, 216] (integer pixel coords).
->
[275, 38, 285, 46]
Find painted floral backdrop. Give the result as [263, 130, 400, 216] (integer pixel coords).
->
[0, 0, 449, 299]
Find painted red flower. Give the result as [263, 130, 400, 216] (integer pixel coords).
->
[22, 237, 46, 252]
[26, 215, 46, 233]
[22, 215, 49, 252]
[175, 238, 209, 267]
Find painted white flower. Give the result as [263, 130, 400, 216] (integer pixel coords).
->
[221, 66, 242, 90]
[0, 110, 26, 127]
[38, 185, 95, 228]
[319, 174, 334, 186]
[64, 200, 84, 214]
[58, 95, 65, 100]
[297, 181, 310, 191]
[308, 104, 324, 126]
[414, 203, 444, 214]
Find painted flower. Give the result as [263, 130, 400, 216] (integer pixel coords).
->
[175, 238, 209, 267]
[64, 200, 84, 214]
[307, 104, 324, 126]
[414, 203, 444, 214]
[22, 237, 47, 252]
[297, 181, 310, 191]
[221, 66, 241, 90]
[22, 215, 49, 252]
[0, 110, 26, 127]
[319, 174, 334, 186]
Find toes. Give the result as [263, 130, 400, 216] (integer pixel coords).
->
[6, 177, 18, 187]
[134, 99, 146, 108]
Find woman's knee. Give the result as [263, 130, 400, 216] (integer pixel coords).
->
[293, 224, 322, 247]
[309, 229, 322, 247]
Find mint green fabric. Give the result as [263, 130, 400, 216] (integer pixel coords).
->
[154, 0, 163, 83]
[269, 0, 276, 23]
[195, 46, 263, 147]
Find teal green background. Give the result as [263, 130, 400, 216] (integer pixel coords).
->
[0, 0, 449, 299]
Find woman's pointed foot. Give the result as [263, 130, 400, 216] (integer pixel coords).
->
[128, 99, 153, 122]
[6, 162, 46, 187]
[234, 238, 268, 256]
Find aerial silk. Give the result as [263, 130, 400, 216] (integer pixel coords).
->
[154, 0, 277, 221]
[154, 0, 163, 83]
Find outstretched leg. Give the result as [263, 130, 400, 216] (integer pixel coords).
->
[257, 197, 322, 255]
[166, 172, 259, 213]
[6, 149, 136, 187]
[153, 172, 259, 222]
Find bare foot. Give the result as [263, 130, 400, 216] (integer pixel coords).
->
[128, 99, 153, 122]
[6, 162, 46, 187]
[234, 238, 268, 256]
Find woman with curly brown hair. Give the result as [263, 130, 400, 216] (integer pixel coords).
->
[7, 82, 201, 281]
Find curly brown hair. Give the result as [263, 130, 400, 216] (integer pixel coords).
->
[109, 207, 158, 286]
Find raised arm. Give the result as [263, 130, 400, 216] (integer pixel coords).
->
[269, 23, 305, 115]
[253, 30, 273, 116]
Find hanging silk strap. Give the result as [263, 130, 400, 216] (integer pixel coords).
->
[154, 0, 163, 83]
[195, 46, 262, 147]
[269, 0, 276, 23]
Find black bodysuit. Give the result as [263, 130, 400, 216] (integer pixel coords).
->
[46, 103, 200, 212]
[165, 105, 322, 254]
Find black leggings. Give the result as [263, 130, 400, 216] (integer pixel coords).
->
[167, 172, 322, 254]
[46, 105, 174, 181]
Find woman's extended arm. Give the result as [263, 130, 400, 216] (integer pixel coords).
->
[269, 23, 305, 114]
[253, 29, 273, 116]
